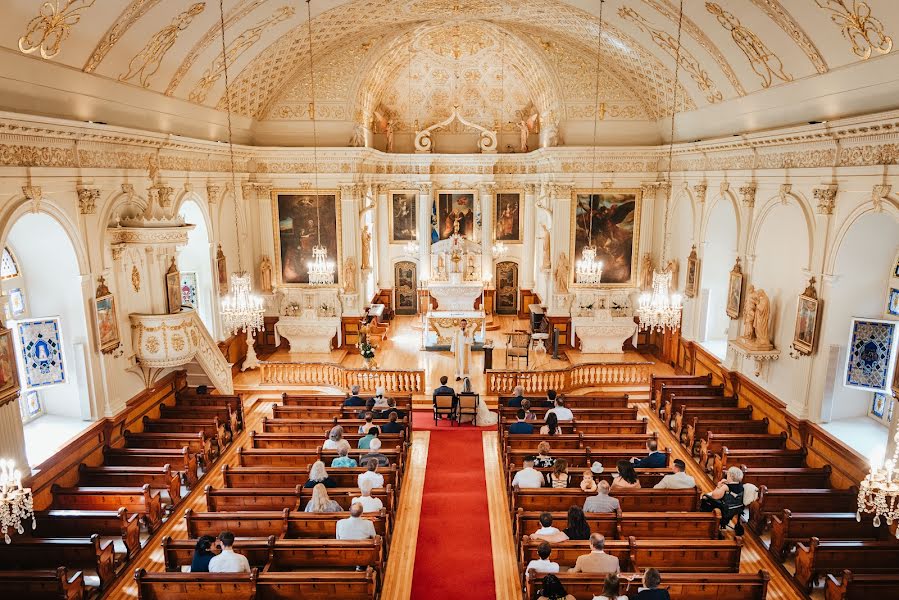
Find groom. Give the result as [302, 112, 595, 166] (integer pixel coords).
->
[450, 318, 473, 381]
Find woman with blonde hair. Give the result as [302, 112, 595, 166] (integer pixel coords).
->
[304, 460, 337, 488]
[304, 483, 342, 513]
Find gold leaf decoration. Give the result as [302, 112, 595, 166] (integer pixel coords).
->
[815, 0, 892, 60]
[19, 0, 96, 60]
[120, 3, 206, 88]
[748, 0, 828, 73]
[82, 0, 161, 72]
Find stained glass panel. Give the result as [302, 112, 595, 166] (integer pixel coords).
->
[0, 248, 18, 279]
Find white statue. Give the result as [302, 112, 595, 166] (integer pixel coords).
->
[385, 121, 395, 153]
[260, 255, 272, 293]
[540, 223, 552, 271]
[343, 257, 357, 293]
[450, 318, 473, 381]
[541, 120, 561, 148]
[360, 225, 372, 271]
[349, 124, 366, 147]
[517, 112, 538, 153]
[555, 253, 570, 294]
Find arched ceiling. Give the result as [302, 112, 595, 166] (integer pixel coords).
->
[1, 0, 897, 144]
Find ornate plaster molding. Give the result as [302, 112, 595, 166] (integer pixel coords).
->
[77, 186, 100, 214]
[739, 184, 757, 207]
[692, 182, 708, 203]
[813, 184, 838, 215]
[872, 184, 892, 212]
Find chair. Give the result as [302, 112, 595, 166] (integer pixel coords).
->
[433, 393, 457, 426]
[457, 392, 479, 426]
[506, 331, 530, 367]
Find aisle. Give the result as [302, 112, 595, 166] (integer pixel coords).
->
[410, 427, 496, 599]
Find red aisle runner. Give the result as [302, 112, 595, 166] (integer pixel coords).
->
[409, 426, 495, 599]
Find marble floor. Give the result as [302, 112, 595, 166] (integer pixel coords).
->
[23, 414, 92, 467]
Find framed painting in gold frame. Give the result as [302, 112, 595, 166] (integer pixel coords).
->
[570, 189, 642, 287]
[0, 327, 19, 400]
[389, 191, 418, 243]
[792, 279, 822, 356]
[494, 191, 522, 243]
[165, 258, 181, 314]
[684, 245, 700, 299]
[726, 258, 744, 319]
[271, 190, 342, 287]
[435, 191, 477, 241]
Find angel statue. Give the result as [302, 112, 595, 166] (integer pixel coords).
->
[372, 108, 394, 152]
[385, 121, 395, 153]
[517, 112, 539, 152]
[349, 123, 366, 147]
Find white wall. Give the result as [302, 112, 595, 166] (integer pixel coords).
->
[700, 196, 738, 343]
[178, 199, 215, 332]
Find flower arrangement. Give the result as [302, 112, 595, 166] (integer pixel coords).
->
[359, 341, 375, 359]
[319, 302, 334, 317]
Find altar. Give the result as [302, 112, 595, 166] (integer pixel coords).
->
[424, 310, 486, 350]
[570, 291, 637, 354]
[275, 310, 340, 354]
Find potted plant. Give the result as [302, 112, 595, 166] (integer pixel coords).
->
[359, 341, 377, 369]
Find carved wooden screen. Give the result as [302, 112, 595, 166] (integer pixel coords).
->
[394, 261, 418, 315]
[495, 261, 519, 315]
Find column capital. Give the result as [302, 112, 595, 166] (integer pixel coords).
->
[719, 181, 730, 195]
[477, 182, 497, 195]
[524, 182, 538, 194]
[417, 182, 433, 194]
[549, 182, 574, 198]
[738, 184, 757, 208]
[148, 184, 175, 210]
[206, 183, 222, 204]
[813, 184, 838, 215]
[640, 182, 658, 197]
[872, 184, 892, 212]
[692, 182, 708, 203]
[76, 186, 100, 214]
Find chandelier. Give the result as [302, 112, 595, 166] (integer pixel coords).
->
[576, 246, 603, 285]
[1, 459, 35, 544]
[307, 246, 335, 285]
[857, 429, 899, 536]
[217, 0, 264, 335]
[492, 241, 508, 259]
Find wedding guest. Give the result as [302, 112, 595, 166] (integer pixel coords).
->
[331, 446, 357, 468]
[508, 385, 526, 407]
[547, 459, 571, 488]
[336, 503, 376, 540]
[580, 469, 598, 493]
[563, 506, 591, 541]
[189, 535, 216, 572]
[358, 458, 385, 489]
[208, 531, 250, 573]
[509, 410, 534, 434]
[630, 440, 666, 469]
[525, 541, 560, 574]
[343, 385, 366, 407]
[540, 412, 561, 436]
[593, 574, 628, 600]
[304, 460, 337, 488]
[583, 481, 620, 514]
[635, 568, 670, 599]
[569, 533, 620, 573]
[611, 460, 641, 491]
[512, 456, 544, 489]
[351, 480, 384, 513]
[534, 441, 554, 468]
[358, 426, 380, 449]
[521, 399, 537, 421]
[304, 483, 342, 512]
[536, 574, 575, 600]
[531, 511, 569, 543]
[654, 459, 695, 489]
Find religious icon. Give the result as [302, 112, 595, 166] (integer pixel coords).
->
[390, 192, 417, 242]
[180, 271, 198, 309]
[8, 288, 25, 317]
[0, 328, 19, 399]
[726, 258, 744, 319]
[888, 288, 899, 317]
[95, 276, 121, 354]
[165, 257, 182, 314]
[437, 192, 476, 240]
[684, 245, 700, 299]
[273, 191, 341, 286]
[17, 318, 65, 387]
[572, 190, 641, 286]
[494, 192, 522, 242]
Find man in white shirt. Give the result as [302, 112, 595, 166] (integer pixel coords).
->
[351, 480, 384, 513]
[336, 503, 377, 540]
[525, 541, 560, 574]
[357, 458, 385, 489]
[654, 459, 696, 490]
[207, 531, 251, 573]
[569, 533, 620, 573]
[531, 511, 569, 543]
[544, 397, 574, 421]
[512, 456, 544, 489]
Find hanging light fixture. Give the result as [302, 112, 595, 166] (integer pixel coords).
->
[857, 427, 899, 536]
[492, 240, 508, 258]
[0, 459, 35, 544]
[575, 0, 605, 286]
[217, 0, 264, 337]
[304, 0, 335, 286]
[636, 0, 684, 332]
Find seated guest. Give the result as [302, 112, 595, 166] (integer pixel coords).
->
[593, 574, 628, 600]
[304, 483, 342, 513]
[360, 437, 390, 467]
[540, 412, 561, 436]
[654, 459, 695, 489]
[372, 386, 389, 409]
[610, 460, 641, 491]
[357, 398, 376, 419]
[564, 506, 591, 541]
[351, 480, 384, 513]
[378, 398, 406, 420]
[542, 389, 559, 408]
[189, 535, 216, 572]
[508, 385, 526, 407]
[358, 412, 375, 434]
[358, 426, 380, 449]
[323, 425, 350, 452]
[630, 440, 666, 469]
[537, 574, 575, 600]
[569, 533, 620, 573]
[331, 446, 357, 468]
[521, 399, 537, 421]
[700, 466, 745, 533]
[336, 503, 376, 540]
[547, 459, 570, 488]
[304, 460, 337, 488]
[343, 385, 366, 407]
[509, 409, 534, 434]
[380, 411, 403, 434]
[531, 511, 569, 543]
[580, 468, 598, 493]
[583, 481, 621, 514]
[545, 396, 574, 421]
[525, 541, 560, 574]
[512, 456, 544, 488]
[534, 441, 554, 468]
[635, 568, 670, 599]
[358, 457, 385, 489]
[208, 531, 250, 573]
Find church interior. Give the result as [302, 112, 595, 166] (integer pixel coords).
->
[1, 0, 899, 598]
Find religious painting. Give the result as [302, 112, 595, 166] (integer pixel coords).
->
[394, 261, 418, 316]
[684, 246, 700, 299]
[845, 318, 898, 393]
[165, 258, 182, 314]
[726, 258, 744, 319]
[216, 244, 227, 290]
[888, 288, 899, 317]
[792, 279, 822, 356]
[435, 192, 477, 241]
[272, 191, 341, 286]
[390, 192, 418, 242]
[95, 294, 120, 354]
[570, 190, 642, 287]
[0, 328, 19, 400]
[494, 192, 522, 243]
[8, 288, 25, 317]
[180, 272, 198, 309]
[17, 318, 65, 388]
[872, 392, 889, 419]
[19, 390, 42, 422]
[495, 261, 519, 315]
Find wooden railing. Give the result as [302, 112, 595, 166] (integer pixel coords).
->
[259, 362, 425, 394]
[486, 361, 652, 395]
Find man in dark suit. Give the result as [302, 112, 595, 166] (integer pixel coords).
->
[343, 385, 366, 407]
[508, 410, 533, 434]
[376, 398, 406, 420]
[630, 440, 667, 469]
[433, 375, 458, 417]
[507, 385, 526, 408]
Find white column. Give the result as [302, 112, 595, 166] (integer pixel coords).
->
[522, 183, 537, 289]
[418, 183, 432, 280]
[479, 182, 496, 281]
[547, 183, 573, 316]
[0, 396, 30, 477]
[375, 184, 391, 289]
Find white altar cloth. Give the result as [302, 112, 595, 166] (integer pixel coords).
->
[275, 316, 340, 353]
[428, 282, 483, 311]
[571, 315, 637, 354]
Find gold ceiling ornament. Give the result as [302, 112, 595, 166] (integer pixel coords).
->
[83, 0, 161, 73]
[705, 2, 791, 89]
[815, 0, 892, 60]
[619, 6, 722, 104]
[748, 0, 828, 74]
[18, 0, 96, 60]
[120, 3, 206, 88]
[189, 5, 295, 104]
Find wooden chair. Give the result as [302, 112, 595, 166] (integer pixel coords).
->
[433, 393, 457, 425]
[457, 392, 479, 426]
[506, 331, 530, 367]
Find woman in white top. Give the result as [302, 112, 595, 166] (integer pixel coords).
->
[322, 425, 350, 452]
[592, 573, 628, 600]
[372, 386, 389, 409]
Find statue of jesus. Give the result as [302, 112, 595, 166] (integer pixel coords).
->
[450, 318, 473, 381]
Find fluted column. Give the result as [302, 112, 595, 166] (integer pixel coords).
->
[0, 395, 30, 477]
[479, 182, 496, 280]
[522, 183, 537, 289]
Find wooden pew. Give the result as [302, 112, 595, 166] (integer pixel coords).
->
[221, 465, 399, 491]
[794, 538, 899, 591]
[51, 483, 163, 532]
[512, 487, 699, 513]
[0, 567, 85, 600]
[174, 391, 244, 422]
[505, 447, 670, 470]
[525, 571, 769, 600]
[123, 430, 213, 467]
[159, 404, 240, 436]
[569, 420, 649, 435]
[513, 509, 718, 541]
[204, 485, 394, 513]
[520, 537, 629, 569]
[103, 446, 198, 487]
[674, 406, 753, 439]
[664, 394, 737, 426]
[825, 569, 899, 600]
[261, 416, 409, 434]
[712, 448, 806, 480]
[282, 392, 412, 410]
[769, 510, 884, 561]
[78, 463, 182, 504]
[699, 432, 787, 469]
[141, 415, 226, 449]
[32, 507, 142, 561]
[660, 384, 725, 419]
[748, 486, 858, 531]
[738, 465, 832, 490]
[248, 430, 406, 450]
[0, 535, 115, 589]
[183, 508, 390, 540]
[683, 418, 769, 454]
[499, 395, 630, 409]
[504, 433, 656, 452]
[237, 446, 404, 471]
[649, 373, 712, 408]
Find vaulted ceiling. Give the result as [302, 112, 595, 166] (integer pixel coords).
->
[2, 0, 898, 145]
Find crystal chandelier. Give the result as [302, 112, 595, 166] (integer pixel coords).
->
[857, 429, 899, 536]
[492, 241, 508, 259]
[307, 246, 335, 285]
[576, 246, 603, 285]
[1, 459, 35, 544]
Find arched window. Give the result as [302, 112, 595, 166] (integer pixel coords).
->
[1, 247, 19, 279]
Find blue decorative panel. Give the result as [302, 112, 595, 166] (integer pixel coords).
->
[889, 288, 899, 317]
[17, 318, 65, 388]
[845, 319, 897, 392]
[873, 392, 887, 418]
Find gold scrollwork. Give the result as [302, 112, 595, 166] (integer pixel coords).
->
[120, 3, 206, 88]
[815, 0, 892, 60]
[19, 0, 96, 60]
[706, 2, 792, 88]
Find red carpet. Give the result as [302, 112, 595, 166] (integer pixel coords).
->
[410, 428, 495, 599]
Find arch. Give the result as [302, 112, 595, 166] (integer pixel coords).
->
[174, 189, 214, 235]
[824, 197, 899, 275]
[0, 195, 89, 276]
[699, 188, 742, 244]
[747, 191, 816, 271]
[177, 198, 217, 333]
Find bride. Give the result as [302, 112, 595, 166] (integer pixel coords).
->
[461, 377, 497, 426]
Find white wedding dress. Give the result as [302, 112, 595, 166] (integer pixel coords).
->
[475, 397, 498, 426]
